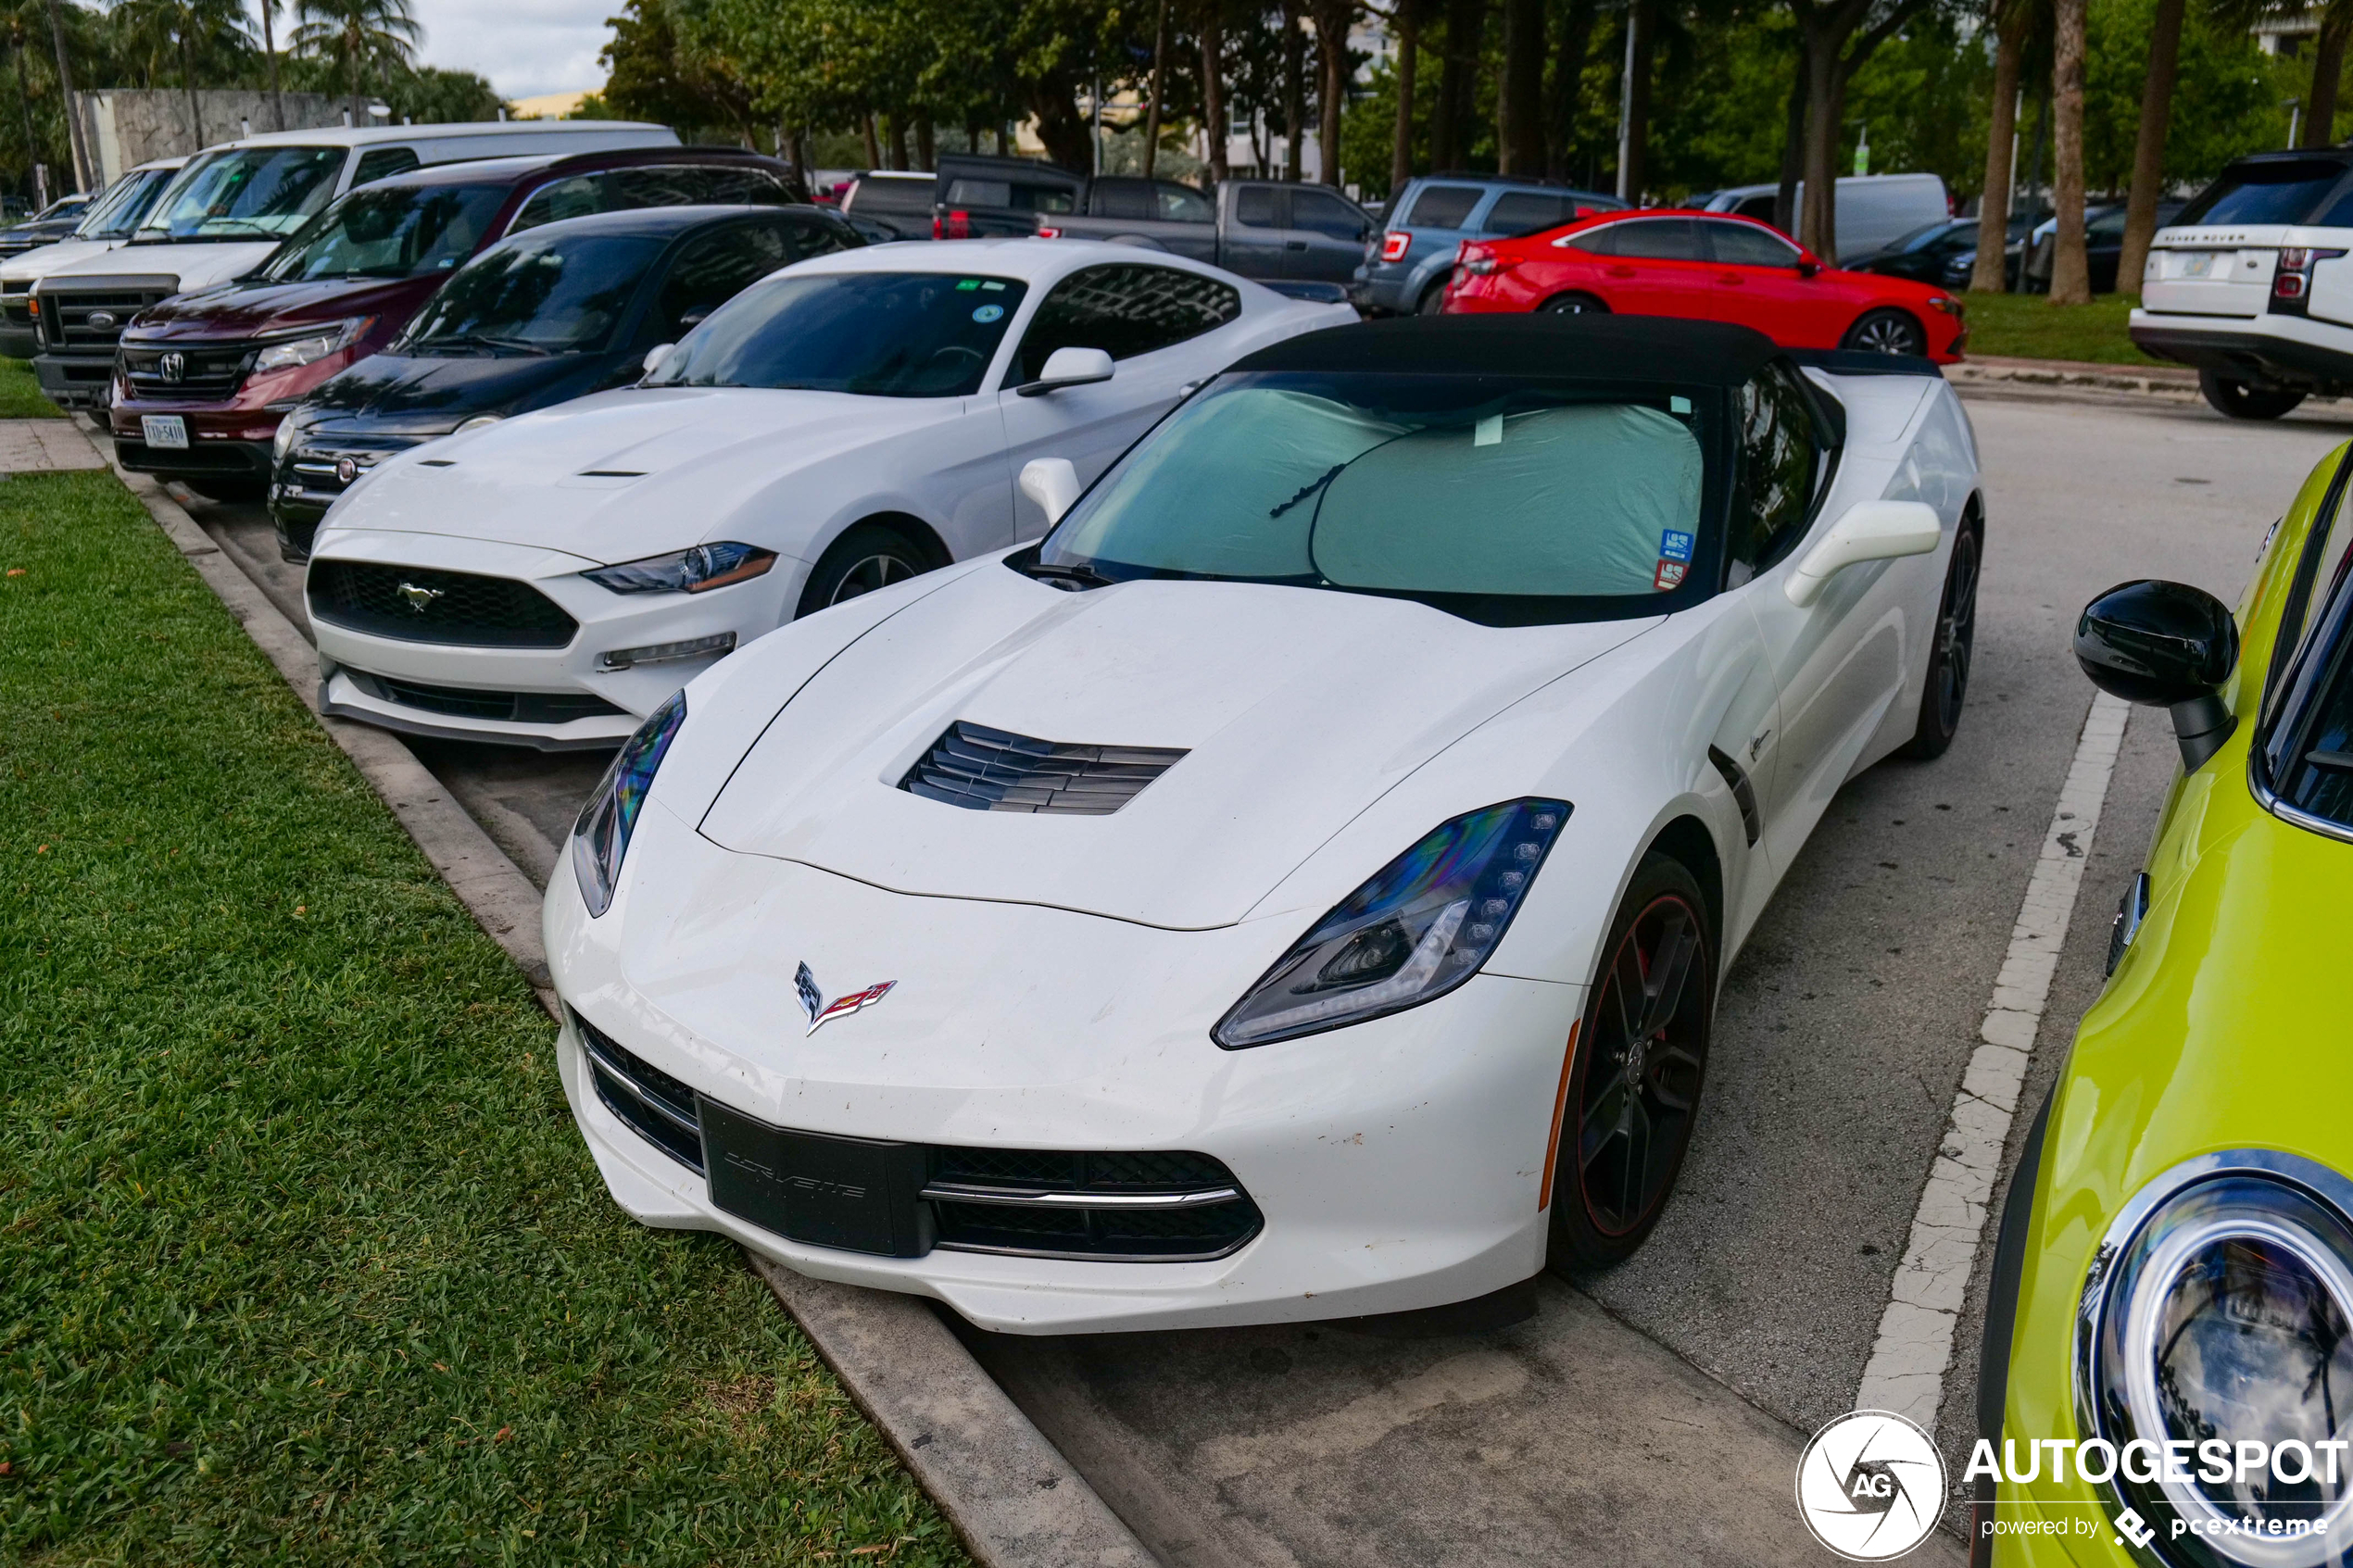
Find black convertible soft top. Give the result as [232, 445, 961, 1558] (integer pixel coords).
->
[1234, 313, 1785, 386]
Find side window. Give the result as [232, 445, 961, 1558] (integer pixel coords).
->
[1156, 182, 1213, 223]
[785, 215, 854, 261]
[510, 174, 609, 232]
[1705, 220, 1803, 268]
[1233, 186, 1282, 228]
[1485, 192, 1573, 236]
[352, 146, 421, 186]
[1595, 218, 1701, 260]
[1013, 264, 1242, 383]
[1091, 181, 1153, 220]
[1733, 194, 1779, 220]
[653, 225, 792, 340]
[1731, 365, 1821, 573]
[1291, 187, 1366, 239]
[1403, 183, 1481, 229]
[608, 166, 787, 209]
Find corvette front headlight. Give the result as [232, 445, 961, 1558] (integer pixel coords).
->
[581, 542, 777, 596]
[252, 316, 371, 374]
[571, 690, 686, 919]
[2083, 1157, 2353, 1562]
[1214, 798, 1568, 1048]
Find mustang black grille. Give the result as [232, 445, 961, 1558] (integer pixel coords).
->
[573, 1010, 704, 1173]
[343, 668, 626, 725]
[120, 341, 250, 399]
[900, 721, 1185, 815]
[308, 560, 577, 648]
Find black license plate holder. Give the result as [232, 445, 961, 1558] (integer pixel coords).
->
[698, 1098, 931, 1257]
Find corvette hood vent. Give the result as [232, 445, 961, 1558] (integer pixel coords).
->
[900, 721, 1186, 815]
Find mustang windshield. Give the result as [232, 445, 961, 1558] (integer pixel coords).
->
[1037, 371, 1722, 623]
[643, 271, 1028, 397]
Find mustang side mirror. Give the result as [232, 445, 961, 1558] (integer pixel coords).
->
[2076, 579, 2240, 772]
[1016, 345, 1114, 397]
[1020, 458, 1080, 524]
[642, 342, 675, 376]
[1783, 499, 1941, 608]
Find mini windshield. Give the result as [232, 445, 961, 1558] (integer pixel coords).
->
[398, 232, 663, 355]
[262, 183, 507, 282]
[75, 167, 174, 239]
[1037, 371, 1722, 625]
[643, 270, 1027, 397]
[136, 146, 343, 241]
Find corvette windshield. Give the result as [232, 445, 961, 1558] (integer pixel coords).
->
[1037, 371, 1721, 623]
[642, 270, 1028, 396]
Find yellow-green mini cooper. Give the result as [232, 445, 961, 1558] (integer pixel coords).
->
[1975, 442, 2353, 1568]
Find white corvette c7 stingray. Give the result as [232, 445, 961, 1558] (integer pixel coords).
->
[547, 315, 1983, 1334]
[302, 239, 1352, 748]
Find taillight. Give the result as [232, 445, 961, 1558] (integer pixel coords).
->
[1455, 241, 1501, 277]
[1036, 222, 1062, 239]
[2276, 247, 2347, 298]
[1380, 231, 1411, 262]
[937, 209, 971, 240]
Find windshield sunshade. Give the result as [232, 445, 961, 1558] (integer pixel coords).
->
[400, 233, 663, 354]
[644, 271, 1028, 397]
[265, 183, 508, 282]
[1036, 371, 1721, 624]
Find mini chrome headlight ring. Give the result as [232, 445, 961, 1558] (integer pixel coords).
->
[2073, 1148, 2353, 1567]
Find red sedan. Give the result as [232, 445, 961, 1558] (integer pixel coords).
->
[1442, 209, 1967, 362]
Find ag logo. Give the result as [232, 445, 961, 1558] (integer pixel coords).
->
[1795, 1410, 1946, 1561]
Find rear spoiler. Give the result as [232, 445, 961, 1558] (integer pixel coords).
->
[1785, 346, 1945, 378]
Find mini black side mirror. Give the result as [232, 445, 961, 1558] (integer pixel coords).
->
[2075, 579, 2241, 771]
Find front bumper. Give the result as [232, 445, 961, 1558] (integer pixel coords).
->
[114, 433, 272, 487]
[307, 528, 801, 746]
[548, 804, 1582, 1333]
[34, 349, 112, 409]
[2129, 307, 2353, 391]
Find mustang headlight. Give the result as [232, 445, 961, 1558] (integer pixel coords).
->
[570, 690, 686, 918]
[2082, 1157, 2353, 1564]
[252, 316, 371, 374]
[581, 543, 777, 596]
[1214, 798, 1568, 1048]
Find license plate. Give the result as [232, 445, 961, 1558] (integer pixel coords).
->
[2178, 252, 2223, 279]
[141, 414, 187, 449]
[698, 1097, 930, 1256]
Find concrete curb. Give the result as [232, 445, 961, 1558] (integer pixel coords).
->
[82, 423, 1162, 1568]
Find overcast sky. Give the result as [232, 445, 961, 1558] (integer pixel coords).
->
[292, 0, 614, 102]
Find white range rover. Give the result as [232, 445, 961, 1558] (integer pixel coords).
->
[2133, 149, 2353, 420]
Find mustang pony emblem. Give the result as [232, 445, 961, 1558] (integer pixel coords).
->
[396, 581, 443, 611]
[796, 961, 894, 1035]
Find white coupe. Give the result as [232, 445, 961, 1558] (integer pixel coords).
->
[303, 239, 1353, 747]
[547, 316, 1983, 1334]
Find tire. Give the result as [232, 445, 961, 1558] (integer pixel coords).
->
[1546, 852, 1716, 1273]
[795, 523, 932, 618]
[2198, 370, 2305, 420]
[1901, 521, 1982, 760]
[1414, 282, 1449, 316]
[1842, 307, 1928, 357]
[1541, 292, 1608, 315]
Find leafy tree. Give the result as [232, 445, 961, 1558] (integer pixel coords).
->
[289, 0, 420, 118]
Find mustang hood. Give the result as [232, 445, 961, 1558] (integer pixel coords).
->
[697, 563, 1654, 930]
[335, 386, 969, 561]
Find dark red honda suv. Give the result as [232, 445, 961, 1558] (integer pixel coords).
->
[109, 145, 799, 500]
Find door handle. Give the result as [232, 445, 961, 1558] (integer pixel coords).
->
[1284, 240, 1308, 250]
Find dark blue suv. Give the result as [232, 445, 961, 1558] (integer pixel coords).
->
[1353, 174, 1624, 315]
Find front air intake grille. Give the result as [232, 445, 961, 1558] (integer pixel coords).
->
[900, 721, 1185, 814]
[308, 560, 577, 648]
[573, 1009, 704, 1173]
[343, 668, 626, 725]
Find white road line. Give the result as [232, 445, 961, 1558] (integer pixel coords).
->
[1854, 690, 2133, 1432]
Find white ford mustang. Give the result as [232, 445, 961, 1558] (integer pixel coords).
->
[547, 315, 1983, 1334]
[303, 238, 1353, 748]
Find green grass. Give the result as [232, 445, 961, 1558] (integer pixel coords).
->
[0, 354, 60, 418]
[1959, 291, 2166, 366]
[0, 470, 967, 1565]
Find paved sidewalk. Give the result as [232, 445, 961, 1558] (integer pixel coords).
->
[0, 419, 107, 472]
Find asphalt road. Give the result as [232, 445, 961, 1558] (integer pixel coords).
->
[170, 390, 2353, 1563]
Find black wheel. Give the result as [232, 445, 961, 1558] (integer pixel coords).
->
[1548, 853, 1715, 1273]
[1415, 282, 1449, 316]
[1542, 292, 1608, 315]
[1842, 307, 1928, 356]
[2198, 370, 2305, 420]
[795, 523, 930, 617]
[1902, 521, 1981, 760]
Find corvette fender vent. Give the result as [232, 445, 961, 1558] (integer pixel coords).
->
[900, 721, 1186, 815]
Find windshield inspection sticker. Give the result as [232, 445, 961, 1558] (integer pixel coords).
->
[1660, 530, 1694, 562]
[1474, 413, 1504, 446]
[1655, 559, 1688, 590]
[972, 304, 1004, 323]
[956, 279, 980, 290]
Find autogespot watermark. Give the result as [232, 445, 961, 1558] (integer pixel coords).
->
[1797, 1411, 1948, 1561]
[1965, 1436, 2341, 1549]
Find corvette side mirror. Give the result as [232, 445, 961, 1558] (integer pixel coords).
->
[1783, 499, 1940, 607]
[2076, 579, 2240, 771]
[642, 342, 675, 375]
[1016, 345, 1114, 397]
[1019, 458, 1080, 523]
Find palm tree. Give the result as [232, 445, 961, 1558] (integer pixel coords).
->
[290, 0, 421, 122]
[115, 0, 253, 150]
[2047, 0, 2089, 303]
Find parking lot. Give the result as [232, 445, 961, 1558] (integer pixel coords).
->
[167, 389, 2351, 1562]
